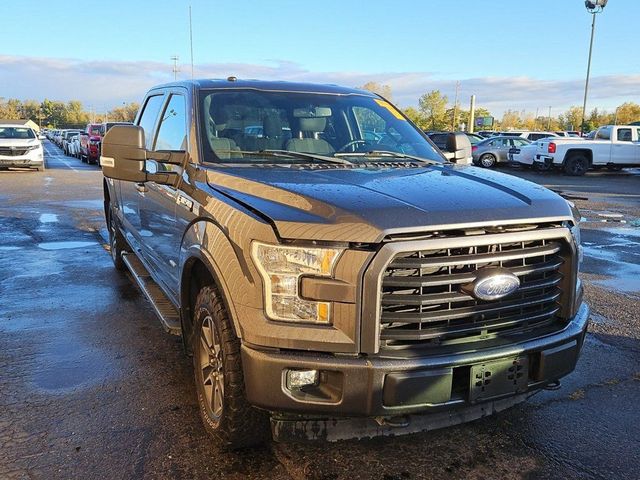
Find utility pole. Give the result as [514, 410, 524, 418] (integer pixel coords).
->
[171, 55, 180, 81]
[534, 107, 539, 130]
[469, 95, 476, 133]
[581, 1, 607, 135]
[547, 106, 552, 131]
[451, 81, 460, 131]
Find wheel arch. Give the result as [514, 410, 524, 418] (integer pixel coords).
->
[179, 242, 244, 354]
[563, 148, 593, 166]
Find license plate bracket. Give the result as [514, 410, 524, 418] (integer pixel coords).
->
[469, 356, 529, 403]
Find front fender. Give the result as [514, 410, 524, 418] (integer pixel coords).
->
[179, 219, 257, 339]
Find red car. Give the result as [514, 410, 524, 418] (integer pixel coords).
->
[80, 123, 104, 164]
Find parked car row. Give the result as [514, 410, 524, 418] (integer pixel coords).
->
[46, 122, 132, 163]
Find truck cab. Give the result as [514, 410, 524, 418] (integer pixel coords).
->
[100, 79, 588, 447]
[589, 125, 640, 165]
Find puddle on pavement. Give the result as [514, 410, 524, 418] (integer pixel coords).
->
[62, 199, 104, 210]
[583, 227, 640, 293]
[39, 213, 59, 223]
[37, 241, 97, 250]
[31, 343, 115, 393]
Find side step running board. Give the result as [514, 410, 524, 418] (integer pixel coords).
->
[122, 252, 182, 336]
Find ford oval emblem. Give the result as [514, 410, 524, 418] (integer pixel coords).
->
[465, 268, 520, 301]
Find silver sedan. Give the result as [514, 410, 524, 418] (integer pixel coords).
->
[472, 136, 531, 168]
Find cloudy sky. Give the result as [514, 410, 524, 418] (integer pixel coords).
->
[2, 0, 639, 117]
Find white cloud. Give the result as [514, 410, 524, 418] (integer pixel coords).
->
[1, 55, 639, 116]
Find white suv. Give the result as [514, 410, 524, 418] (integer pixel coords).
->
[0, 125, 44, 171]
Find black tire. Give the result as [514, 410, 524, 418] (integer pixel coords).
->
[479, 153, 496, 168]
[563, 154, 589, 176]
[107, 206, 127, 271]
[192, 285, 269, 448]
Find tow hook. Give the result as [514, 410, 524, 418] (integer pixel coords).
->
[544, 380, 561, 391]
[374, 416, 410, 428]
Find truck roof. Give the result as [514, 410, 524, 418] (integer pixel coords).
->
[150, 78, 379, 96]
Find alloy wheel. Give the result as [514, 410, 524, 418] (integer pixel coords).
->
[198, 315, 224, 419]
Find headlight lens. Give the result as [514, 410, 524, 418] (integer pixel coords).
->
[565, 201, 583, 267]
[26, 144, 41, 151]
[251, 242, 342, 324]
[567, 221, 583, 267]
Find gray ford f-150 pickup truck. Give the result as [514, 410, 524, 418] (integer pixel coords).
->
[100, 79, 588, 447]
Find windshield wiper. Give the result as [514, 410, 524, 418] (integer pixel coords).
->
[210, 149, 353, 165]
[260, 149, 353, 165]
[334, 150, 442, 165]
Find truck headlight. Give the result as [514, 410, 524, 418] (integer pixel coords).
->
[565, 202, 583, 267]
[570, 222, 583, 265]
[251, 242, 342, 324]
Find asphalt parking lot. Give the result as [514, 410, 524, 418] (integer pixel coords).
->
[1, 143, 639, 480]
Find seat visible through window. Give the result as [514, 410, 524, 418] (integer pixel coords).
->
[286, 117, 334, 155]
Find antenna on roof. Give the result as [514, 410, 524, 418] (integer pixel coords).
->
[189, 5, 194, 79]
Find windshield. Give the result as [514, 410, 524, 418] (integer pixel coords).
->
[0, 127, 36, 139]
[198, 89, 443, 164]
[89, 125, 104, 136]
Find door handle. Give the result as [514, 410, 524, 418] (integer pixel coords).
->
[135, 182, 148, 194]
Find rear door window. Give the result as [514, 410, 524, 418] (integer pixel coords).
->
[616, 128, 632, 142]
[137, 94, 165, 150]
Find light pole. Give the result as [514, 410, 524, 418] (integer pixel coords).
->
[580, 0, 608, 136]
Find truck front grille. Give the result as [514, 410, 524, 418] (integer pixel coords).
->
[380, 234, 570, 349]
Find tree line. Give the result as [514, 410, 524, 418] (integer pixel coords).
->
[359, 82, 640, 132]
[0, 98, 140, 129]
[3, 86, 639, 133]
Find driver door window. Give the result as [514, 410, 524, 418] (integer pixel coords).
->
[155, 95, 187, 151]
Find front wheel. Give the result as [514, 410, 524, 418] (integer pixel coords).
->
[479, 153, 496, 168]
[564, 155, 589, 176]
[192, 286, 269, 448]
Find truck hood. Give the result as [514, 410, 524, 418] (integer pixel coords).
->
[206, 164, 573, 243]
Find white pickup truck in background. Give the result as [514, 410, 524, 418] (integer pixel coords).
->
[509, 125, 640, 175]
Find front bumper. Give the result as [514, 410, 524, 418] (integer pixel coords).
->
[0, 153, 43, 168]
[88, 145, 100, 159]
[243, 301, 589, 417]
